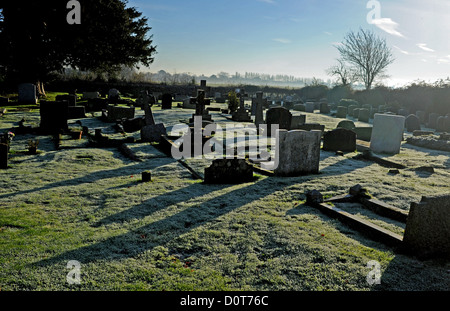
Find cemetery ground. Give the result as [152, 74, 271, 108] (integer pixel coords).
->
[0, 93, 449, 291]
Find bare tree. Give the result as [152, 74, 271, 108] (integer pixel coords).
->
[326, 59, 354, 86]
[335, 28, 394, 90]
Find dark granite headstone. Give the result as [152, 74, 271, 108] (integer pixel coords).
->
[323, 128, 356, 152]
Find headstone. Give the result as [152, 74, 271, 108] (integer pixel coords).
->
[141, 123, 167, 143]
[232, 97, 251, 122]
[191, 90, 213, 123]
[336, 120, 356, 130]
[86, 98, 108, 112]
[353, 108, 361, 118]
[122, 117, 146, 133]
[415, 110, 426, 124]
[204, 159, 254, 184]
[397, 108, 409, 116]
[284, 101, 294, 110]
[405, 114, 421, 132]
[293, 104, 306, 112]
[274, 130, 321, 176]
[161, 93, 173, 109]
[336, 106, 347, 118]
[0, 143, 8, 169]
[348, 105, 357, 116]
[305, 102, 315, 113]
[56, 94, 76, 106]
[358, 108, 370, 123]
[436, 116, 446, 132]
[403, 194, 450, 259]
[18, 83, 37, 104]
[254, 92, 265, 128]
[444, 116, 450, 132]
[68, 106, 86, 119]
[353, 127, 373, 142]
[108, 88, 120, 102]
[320, 102, 330, 114]
[183, 97, 197, 109]
[40, 100, 69, 133]
[323, 128, 356, 152]
[295, 123, 325, 134]
[83, 92, 100, 100]
[290, 115, 306, 129]
[266, 107, 292, 135]
[427, 113, 440, 129]
[370, 114, 405, 154]
[106, 105, 135, 122]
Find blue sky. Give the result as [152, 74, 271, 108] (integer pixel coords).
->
[128, 0, 450, 86]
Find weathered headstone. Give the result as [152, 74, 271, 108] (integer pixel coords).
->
[83, 92, 100, 100]
[18, 83, 37, 104]
[232, 97, 252, 122]
[40, 100, 69, 133]
[274, 129, 321, 176]
[415, 110, 426, 124]
[348, 105, 357, 116]
[336, 120, 356, 130]
[141, 123, 166, 143]
[293, 104, 306, 112]
[405, 114, 421, 132]
[403, 194, 450, 259]
[353, 108, 361, 118]
[266, 107, 292, 135]
[358, 108, 370, 123]
[436, 116, 447, 132]
[290, 115, 306, 129]
[336, 106, 347, 118]
[320, 102, 330, 114]
[323, 128, 356, 152]
[427, 113, 440, 129]
[284, 101, 294, 110]
[161, 93, 173, 109]
[106, 105, 135, 122]
[353, 127, 373, 142]
[204, 159, 254, 184]
[295, 123, 325, 134]
[305, 102, 315, 113]
[397, 108, 409, 117]
[370, 114, 405, 154]
[68, 106, 86, 119]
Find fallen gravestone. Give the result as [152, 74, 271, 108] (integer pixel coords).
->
[323, 128, 356, 152]
[274, 129, 321, 176]
[204, 159, 254, 184]
[370, 114, 405, 155]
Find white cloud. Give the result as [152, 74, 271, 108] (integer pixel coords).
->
[323, 31, 332, 36]
[416, 43, 435, 52]
[371, 18, 405, 37]
[393, 45, 410, 55]
[273, 38, 291, 44]
[258, 0, 276, 4]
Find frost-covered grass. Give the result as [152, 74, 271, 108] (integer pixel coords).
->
[0, 105, 449, 291]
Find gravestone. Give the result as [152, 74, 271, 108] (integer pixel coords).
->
[232, 97, 252, 122]
[336, 106, 347, 118]
[323, 128, 356, 152]
[295, 124, 325, 134]
[397, 108, 409, 117]
[106, 105, 135, 122]
[183, 97, 197, 109]
[353, 127, 373, 142]
[18, 83, 37, 104]
[56, 94, 76, 106]
[86, 98, 108, 112]
[370, 114, 405, 154]
[320, 102, 330, 114]
[305, 102, 315, 113]
[108, 88, 120, 102]
[358, 108, 370, 123]
[0, 143, 8, 169]
[415, 110, 426, 124]
[122, 117, 146, 133]
[427, 113, 440, 129]
[140, 100, 166, 142]
[161, 93, 173, 109]
[40, 100, 69, 133]
[348, 105, 357, 116]
[190, 90, 213, 123]
[204, 159, 254, 184]
[265, 107, 292, 135]
[284, 101, 294, 110]
[336, 120, 356, 130]
[403, 194, 450, 259]
[436, 116, 446, 132]
[290, 115, 306, 129]
[293, 104, 306, 112]
[83, 92, 100, 100]
[444, 117, 450, 132]
[405, 114, 421, 132]
[68, 106, 86, 119]
[274, 130, 321, 176]
[353, 108, 361, 118]
[254, 92, 265, 128]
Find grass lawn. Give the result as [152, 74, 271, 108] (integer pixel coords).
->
[1, 92, 449, 291]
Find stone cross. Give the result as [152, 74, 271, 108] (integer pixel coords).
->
[195, 89, 206, 116]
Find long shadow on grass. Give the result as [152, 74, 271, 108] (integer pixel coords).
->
[0, 157, 178, 200]
[34, 176, 290, 266]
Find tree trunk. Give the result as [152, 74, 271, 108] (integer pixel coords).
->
[36, 81, 46, 98]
